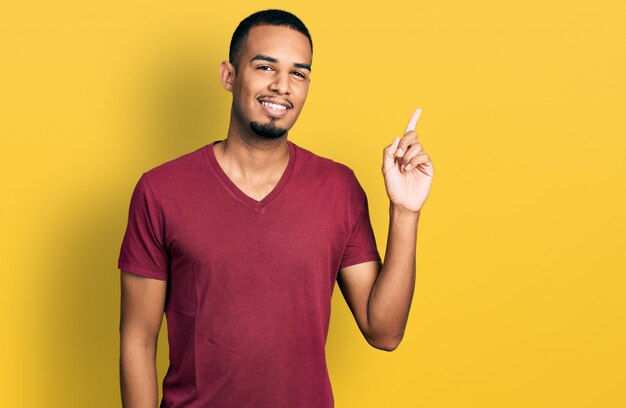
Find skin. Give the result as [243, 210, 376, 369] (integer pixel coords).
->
[339, 107, 434, 351]
[120, 23, 434, 406]
[213, 24, 312, 200]
[120, 271, 165, 407]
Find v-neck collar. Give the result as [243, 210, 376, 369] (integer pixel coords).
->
[204, 139, 296, 213]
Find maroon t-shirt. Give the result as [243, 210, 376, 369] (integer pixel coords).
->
[118, 140, 381, 407]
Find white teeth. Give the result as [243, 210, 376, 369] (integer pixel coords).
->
[261, 101, 287, 111]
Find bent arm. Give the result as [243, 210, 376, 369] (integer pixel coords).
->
[119, 270, 167, 407]
[337, 204, 419, 351]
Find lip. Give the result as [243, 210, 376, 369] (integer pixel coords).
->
[258, 97, 292, 109]
[258, 98, 291, 118]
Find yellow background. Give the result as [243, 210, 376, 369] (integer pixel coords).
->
[1, 1, 624, 407]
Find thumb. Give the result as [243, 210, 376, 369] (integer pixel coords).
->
[382, 136, 401, 173]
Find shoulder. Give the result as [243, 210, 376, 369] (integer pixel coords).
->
[141, 144, 209, 189]
[291, 142, 370, 218]
[291, 141, 358, 184]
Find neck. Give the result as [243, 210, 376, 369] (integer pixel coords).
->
[215, 117, 290, 183]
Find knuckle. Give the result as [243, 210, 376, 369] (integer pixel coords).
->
[407, 143, 422, 155]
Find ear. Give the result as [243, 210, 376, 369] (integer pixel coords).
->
[219, 60, 236, 92]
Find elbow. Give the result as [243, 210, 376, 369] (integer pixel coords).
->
[366, 334, 403, 352]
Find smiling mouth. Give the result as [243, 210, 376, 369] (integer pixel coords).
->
[258, 100, 290, 118]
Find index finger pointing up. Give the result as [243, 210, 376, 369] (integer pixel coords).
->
[405, 107, 422, 134]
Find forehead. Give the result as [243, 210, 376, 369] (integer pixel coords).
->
[242, 25, 312, 64]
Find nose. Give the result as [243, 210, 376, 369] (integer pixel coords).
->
[268, 71, 291, 95]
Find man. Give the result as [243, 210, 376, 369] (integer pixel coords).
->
[118, 9, 433, 408]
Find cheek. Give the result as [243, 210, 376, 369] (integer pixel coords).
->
[294, 84, 310, 108]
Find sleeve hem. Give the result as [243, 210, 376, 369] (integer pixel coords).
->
[339, 252, 381, 270]
[118, 261, 168, 281]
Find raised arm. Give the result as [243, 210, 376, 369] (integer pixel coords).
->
[337, 108, 433, 351]
[119, 270, 167, 407]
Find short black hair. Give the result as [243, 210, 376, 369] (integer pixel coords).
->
[229, 9, 313, 69]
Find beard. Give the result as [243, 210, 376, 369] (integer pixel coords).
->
[250, 120, 288, 139]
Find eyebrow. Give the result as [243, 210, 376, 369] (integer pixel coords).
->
[250, 54, 312, 72]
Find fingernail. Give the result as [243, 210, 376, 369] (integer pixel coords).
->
[405, 163, 412, 171]
[396, 148, 404, 157]
[400, 164, 406, 172]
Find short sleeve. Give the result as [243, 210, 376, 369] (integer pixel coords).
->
[117, 174, 169, 280]
[340, 172, 381, 269]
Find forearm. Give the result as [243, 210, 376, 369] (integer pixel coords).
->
[120, 339, 159, 408]
[367, 203, 419, 349]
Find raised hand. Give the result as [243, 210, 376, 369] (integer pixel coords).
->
[382, 108, 434, 213]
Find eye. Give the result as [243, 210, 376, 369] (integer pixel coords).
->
[292, 71, 306, 79]
[256, 65, 274, 71]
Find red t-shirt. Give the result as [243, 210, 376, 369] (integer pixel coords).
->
[118, 140, 381, 407]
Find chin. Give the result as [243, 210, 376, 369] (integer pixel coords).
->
[250, 120, 289, 139]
